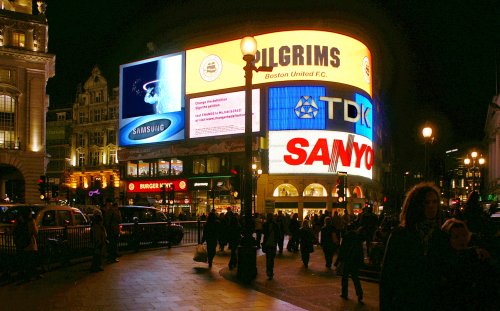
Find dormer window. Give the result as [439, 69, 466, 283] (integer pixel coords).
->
[12, 31, 25, 47]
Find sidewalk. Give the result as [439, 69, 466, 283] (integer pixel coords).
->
[0, 244, 379, 310]
[220, 246, 379, 311]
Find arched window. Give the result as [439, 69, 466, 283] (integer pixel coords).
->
[273, 183, 299, 197]
[303, 183, 327, 197]
[352, 186, 364, 198]
[0, 94, 16, 149]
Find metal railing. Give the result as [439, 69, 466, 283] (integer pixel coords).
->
[0, 220, 205, 273]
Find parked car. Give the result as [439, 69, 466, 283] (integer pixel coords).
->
[118, 205, 184, 246]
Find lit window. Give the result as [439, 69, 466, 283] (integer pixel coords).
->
[0, 94, 16, 149]
[12, 31, 25, 47]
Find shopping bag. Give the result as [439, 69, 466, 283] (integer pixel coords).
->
[193, 244, 208, 262]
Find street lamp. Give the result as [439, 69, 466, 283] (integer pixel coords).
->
[237, 36, 272, 283]
[463, 151, 485, 194]
[422, 126, 433, 180]
[252, 164, 262, 214]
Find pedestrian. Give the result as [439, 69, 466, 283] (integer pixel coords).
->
[335, 224, 364, 304]
[299, 219, 315, 268]
[104, 202, 121, 263]
[438, 218, 498, 311]
[218, 212, 228, 252]
[200, 211, 220, 268]
[226, 209, 241, 270]
[254, 213, 264, 249]
[13, 206, 40, 281]
[358, 205, 379, 260]
[380, 182, 448, 311]
[275, 211, 286, 254]
[460, 191, 495, 248]
[320, 216, 340, 269]
[287, 213, 300, 252]
[332, 210, 346, 238]
[90, 212, 107, 272]
[262, 212, 280, 280]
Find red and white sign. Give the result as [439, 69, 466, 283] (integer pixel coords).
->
[127, 179, 188, 193]
[269, 130, 373, 179]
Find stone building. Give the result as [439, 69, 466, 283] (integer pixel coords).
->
[0, 1, 55, 203]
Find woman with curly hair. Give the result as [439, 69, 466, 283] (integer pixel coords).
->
[380, 182, 448, 311]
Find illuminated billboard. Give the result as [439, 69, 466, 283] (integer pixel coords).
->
[186, 30, 372, 96]
[127, 179, 188, 193]
[119, 53, 185, 147]
[189, 89, 261, 138]
[268, 130, 373, 179]
[268, 86, 372, 140]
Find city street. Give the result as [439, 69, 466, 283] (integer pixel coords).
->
[0, 245, 379, 310]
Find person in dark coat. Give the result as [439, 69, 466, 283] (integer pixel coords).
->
[225, 209, 241, 270]
[380, 182, 449, 311]
[104, 202, 121, 263]
[201, 211, 220, 268]
[275, 211, 286, 254]
[287, 213, 300, 252]
[336, 224, 365, 304]
[320, 216, 340, 269]
[299, 219, 315, 268]
[262, 213, 281, 280]
[90, 212, 107, 272]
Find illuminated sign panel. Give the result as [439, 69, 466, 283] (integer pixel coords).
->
[186, 30, 372, 96]
[268, 86, 373, 140]
[119, 53, 185, 147]
[127, 179, 188, 193]
[269, 130, 373, 179]
[189, 89, 260, 138]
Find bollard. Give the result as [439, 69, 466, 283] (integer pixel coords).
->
[133, 217, 140, 252]
[197, 219, 201, 244]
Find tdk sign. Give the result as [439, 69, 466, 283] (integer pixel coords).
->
[268, 86, 372, 140]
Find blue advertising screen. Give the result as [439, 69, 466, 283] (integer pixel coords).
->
[119, 52, 185, 147]
[269, 86, 327, 130]
[268, 85, 373, 141]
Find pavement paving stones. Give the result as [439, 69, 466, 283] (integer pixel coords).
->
[0, 244, 379, 311]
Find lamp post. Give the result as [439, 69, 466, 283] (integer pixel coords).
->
[422, 126, 433, 180]
[237, 36, 272, 283]
[252, 163, 262, 215]
[463, 151, 485, 194]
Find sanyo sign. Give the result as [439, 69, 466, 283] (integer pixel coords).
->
[268, 130, 373, 179]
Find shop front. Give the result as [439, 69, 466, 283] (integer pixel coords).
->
[188, 177, 240, 216]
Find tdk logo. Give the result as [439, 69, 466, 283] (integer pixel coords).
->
[295, 96, 319, 119]
[294, 96, 371, 128]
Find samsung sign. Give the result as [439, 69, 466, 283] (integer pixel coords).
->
[119, 53, 185, 147]
[268, 86, 372, 140]
[269, 131, 373, 179]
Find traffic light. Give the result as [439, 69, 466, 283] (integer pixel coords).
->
[38, 175, 47, 197]
[337, 172, 347, 208]
[230, 166, 241, 198]
[168, 184, 175, 204]
[161, 185, 167, 204]
[51, 185, 59, 198]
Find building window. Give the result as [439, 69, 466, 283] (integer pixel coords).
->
[95, 91, 103, 103]
[193, 158, 206, 174]
[12, 31, 25, 47]
[79, 112, 87, 124]
[90, 131, 104, 146]
[0, 94, 15, 149]
[206, 156, 221, 173]
[90, 151, 100, 166]
[127, 161, 138, 177]
[108, 107, 118, 119]
[108, 148, 117, 165]
[138, 161, 149, 176]
[107, 129, 116, 145]
[77, 133, 85, 147]
[0, 68, 15, 84]
[92, 109, 102, 122]
[56, 112, 66, 121]
[158, 159, 170, 176]
[171, 158, 183, 175]
[78, 151, 85, 167]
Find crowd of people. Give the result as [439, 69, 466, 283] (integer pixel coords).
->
[198, 182, 499, 309]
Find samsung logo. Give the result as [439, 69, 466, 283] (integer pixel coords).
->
[129, 119, 171, 140]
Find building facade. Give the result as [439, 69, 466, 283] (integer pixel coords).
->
[485, 94, 500, 206]
[0, 1, 55, 203]
[117, 30, 389, 219]
[66, 66, 120, 206]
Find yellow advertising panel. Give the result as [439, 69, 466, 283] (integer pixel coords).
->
[186, 30, 372, 96]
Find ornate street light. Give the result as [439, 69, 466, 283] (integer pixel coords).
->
[252, 163, 262, 215]
[422, 126, 433, 180]
[463, 151, 485, 194]
[237, 36, 272, 283]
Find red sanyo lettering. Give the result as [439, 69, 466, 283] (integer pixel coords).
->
[283, 138, 374, 170]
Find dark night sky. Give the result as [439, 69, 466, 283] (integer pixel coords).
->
[43, 0, 499, 167]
